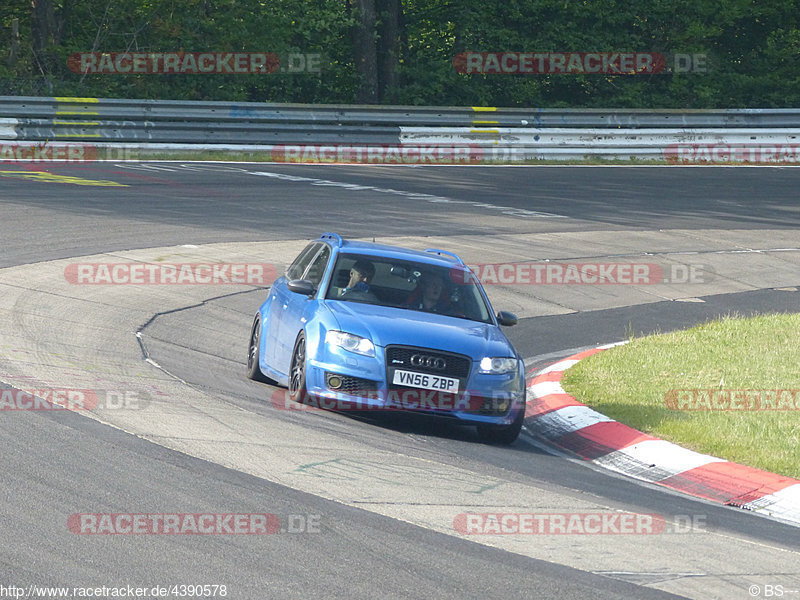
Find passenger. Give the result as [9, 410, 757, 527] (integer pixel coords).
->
[405, 272, 451, 313]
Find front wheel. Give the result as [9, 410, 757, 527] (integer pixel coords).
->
[246, 316, 272, 383]
[289, 332, 309, 403]
[476, 404, 525, 445]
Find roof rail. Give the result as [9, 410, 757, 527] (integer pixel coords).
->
[425, 248, 465, 265]
[319, 232, 343, 247]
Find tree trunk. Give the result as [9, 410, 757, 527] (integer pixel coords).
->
[352, 0, 378, 103]
[8, 18, 20, 68]
[31, 0, 56, 54]
[376, 0, 400, 102]
[31, 0, 66, 75]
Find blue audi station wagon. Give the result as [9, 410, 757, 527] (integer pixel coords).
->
[247, 233, 527, 443]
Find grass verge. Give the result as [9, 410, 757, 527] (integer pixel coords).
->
[560, 313, 800, 479]
[89, 148, 679, 165]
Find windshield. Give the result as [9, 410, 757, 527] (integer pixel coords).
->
[324, 254, 492, 324]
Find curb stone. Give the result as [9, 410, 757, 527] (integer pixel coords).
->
[525, 343, 800, 526]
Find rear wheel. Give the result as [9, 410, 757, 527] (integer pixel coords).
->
[289, 333, 308, 404]
[476, 403, 525, 445]
[246, 316, 272, 383]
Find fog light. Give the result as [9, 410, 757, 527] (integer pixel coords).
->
[483, 398, 509, 413]
[327, 375, 342, 389]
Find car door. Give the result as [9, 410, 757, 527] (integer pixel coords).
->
[275, 243, 332, 372]
[265, 242, 321, 371]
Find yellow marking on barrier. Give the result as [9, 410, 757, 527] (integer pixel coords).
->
[472, 107, 497, 112]
[54, 97, 100, 103]
[56, 111, 99, 116]
[53, 121, 100, 126]
[470, 129, 500, 134]
[0, 171, 127, 187]
[472, 120, 499, 125]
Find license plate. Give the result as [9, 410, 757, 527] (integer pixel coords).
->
[392, 369, 459, 393]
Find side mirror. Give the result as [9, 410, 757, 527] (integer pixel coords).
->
[287, 279, 316, 296]
[496, 311, 518, 327]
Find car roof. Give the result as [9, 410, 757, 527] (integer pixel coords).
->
[319, 235, 468, 269]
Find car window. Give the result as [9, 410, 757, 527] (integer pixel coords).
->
[324, 253, 492, 323]
[303, 245, 331, 287]
[286, 243, 321, 280]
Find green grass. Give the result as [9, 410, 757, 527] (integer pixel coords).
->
[91, 147, 684, 165]
[105, 149, 769, 166]
[561, 313, 800, 479]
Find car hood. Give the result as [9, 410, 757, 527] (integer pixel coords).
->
[324, 301, 516, 358]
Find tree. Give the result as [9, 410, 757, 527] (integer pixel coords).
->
[377, 0, 401, 100]
[351, 0, 378, 102]
[1, 0, 799, 107]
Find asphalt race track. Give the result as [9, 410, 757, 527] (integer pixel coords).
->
[1, 163, 799, 600]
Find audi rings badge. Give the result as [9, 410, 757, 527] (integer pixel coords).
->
[410, 354, 446, 370]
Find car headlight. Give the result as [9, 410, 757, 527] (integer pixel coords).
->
[479, 357, 518, 374]
[325, 330, 375, 357]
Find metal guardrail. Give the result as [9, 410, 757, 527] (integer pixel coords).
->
[3, 96, 800, 127]
[1, 96, 798, 162]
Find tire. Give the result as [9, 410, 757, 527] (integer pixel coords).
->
[476, 403, 525, 445]
[246, 316, 272, 383]
[288, 332, 309, 404]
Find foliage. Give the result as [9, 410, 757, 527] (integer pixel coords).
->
[1, 0, 798, 106]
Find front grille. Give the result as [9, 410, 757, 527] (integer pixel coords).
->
[385, 345, 471, 379]
[325, 372, 378, 397]
[384, 345, 472, 413]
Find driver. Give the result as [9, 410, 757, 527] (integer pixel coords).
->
[340, 260, 375, 297]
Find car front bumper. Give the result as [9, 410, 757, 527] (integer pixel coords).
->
[304, 344, 526, 425]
